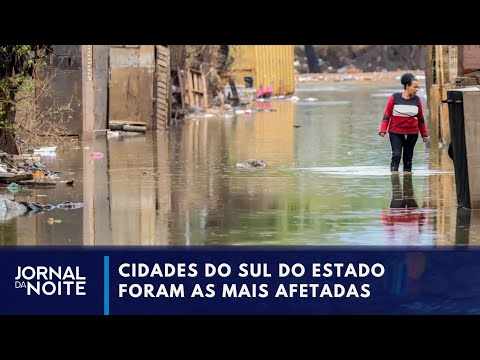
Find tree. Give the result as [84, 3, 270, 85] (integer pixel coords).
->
[304, 45, 320, 73]
[0, 45, 51, 154]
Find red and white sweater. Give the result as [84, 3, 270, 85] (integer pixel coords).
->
[379, 92, 428, 137]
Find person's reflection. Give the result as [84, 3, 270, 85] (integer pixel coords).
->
[455, 207, 471, 245]
[381, 173, 426, 243]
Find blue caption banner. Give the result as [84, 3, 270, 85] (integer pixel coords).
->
[1, 247, 480, 315]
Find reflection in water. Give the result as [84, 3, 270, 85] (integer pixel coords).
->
[456, 208, 471, 245]
[0, 82, 474, 246]
[381, 174, 429, 245]
[455, 208, 480, 245]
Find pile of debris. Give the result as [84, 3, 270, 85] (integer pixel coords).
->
[0, 196, 83, 221]
[0, 150, 58, 185]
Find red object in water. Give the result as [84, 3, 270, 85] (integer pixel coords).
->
[91, 151, 104, 160]
[256, 85, 265, 98]
[257, 84, 273, 99]
[265, 84, 273, 96]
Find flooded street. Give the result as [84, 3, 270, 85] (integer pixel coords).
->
[2, 81, 478, 246]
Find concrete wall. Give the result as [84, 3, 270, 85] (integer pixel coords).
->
[109, 45, 155, 127]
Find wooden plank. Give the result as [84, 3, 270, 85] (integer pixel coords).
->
[156, 50, 169, 59]
[156, 97, 168, 105]
[440, 86, 450, 143]
[437, 45, 449, 145]
[194, 73, 201, 106]
[155, 45, 171, 130]
[156, 97, 168, 104]
[157, 118, 166, 127]
[19, 180, 56, 187]
[157, 59, 169, 68]
[200, 67, 208, 108]
[109, 123, 123, 130]
[157, 48, 169, 58]
[156, 91, 168, 99]
[12, 155, 42, 162]
[194, 72, 203, 106]
[156, 89, 168, 98]
[177, 66, 186, 113]
[200, 62, 209, 108]
[0, 174, 34, 183]
[157, 106, 168, 113]
[186, 69, 194, 106]
[157, 96, 168, 104]
[167, 73, 172, 129]
[157, 88, 168, 98]
[157, 96, 169, 104]
[429, 84, 440, 147]
[110, 119, 146, 126]
[462, 45, 480, 74]
[425, 45, 438, 148]
[201, 73, 208, 108]
[156, 45, 169, 55]
[193, 72, 198, 92]
[123, 125, 146, 133]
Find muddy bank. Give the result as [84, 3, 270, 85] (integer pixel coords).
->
[295, 70, 427, 85]
[295, 45, 427, 73]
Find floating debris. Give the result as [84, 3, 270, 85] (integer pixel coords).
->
[20, 201, 84, 214]
[7, 182, 21, 192]
[0, 197, 28, 221]
[236, 159, 267, 169]
[33, 146, 57, 154]
[91, 152, 104, 160]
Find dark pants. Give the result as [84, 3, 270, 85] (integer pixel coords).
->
[389, 132, 419, 171]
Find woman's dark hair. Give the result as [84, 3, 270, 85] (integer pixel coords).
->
[400, 72, 417, 89]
